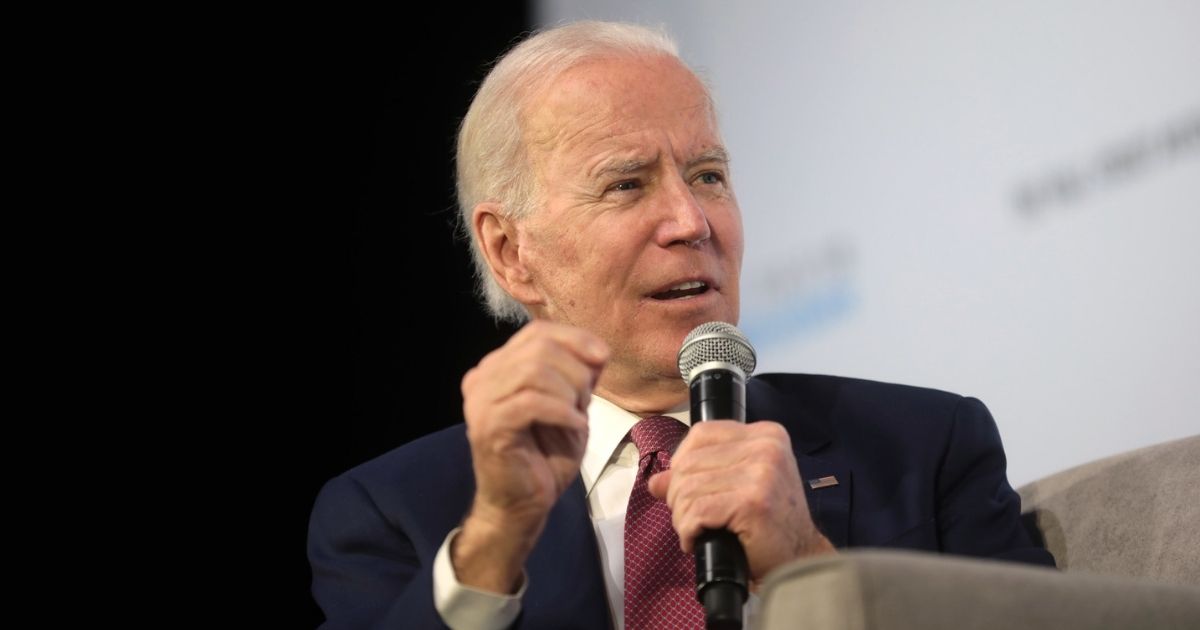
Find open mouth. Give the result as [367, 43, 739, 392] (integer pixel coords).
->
[651, 280, 709, 300]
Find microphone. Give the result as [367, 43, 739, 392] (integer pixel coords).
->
[677, 322, 757, 630]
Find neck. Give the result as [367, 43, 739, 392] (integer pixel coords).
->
[593, 368, 688, 417]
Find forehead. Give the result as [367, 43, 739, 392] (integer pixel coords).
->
[522, 54, 720, 168]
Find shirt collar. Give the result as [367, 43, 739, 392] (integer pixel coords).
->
[580, 394, 690, 496]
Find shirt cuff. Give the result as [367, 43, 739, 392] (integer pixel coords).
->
[745, 590, 761, 629]
[433, 527, 526, 630]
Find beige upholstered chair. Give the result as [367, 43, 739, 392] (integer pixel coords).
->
[758, 436, 1200, 630]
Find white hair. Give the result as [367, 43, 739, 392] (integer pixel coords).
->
[455, 21, 695, 323]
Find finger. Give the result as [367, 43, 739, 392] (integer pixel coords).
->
[510, 320, 610, 366]
[671, 421, 750, 461]
[472, 390, 589, 438]
[466, 356, 594, 428]
[677, 420, 788, 452]
[671, 442, 761, 478]
[518, 336, 606, 404]
[532, 423, 589, 463]
[670, 490, 744, 554]
[647, 469, 672, 499]
[664, 464, 758, 512]
[672, 440, 783, 482]
[668, 460, 798, 548]
[494, 357, 593, 411]
[477, 333, 606, 408]
[674, 422, 793, 474]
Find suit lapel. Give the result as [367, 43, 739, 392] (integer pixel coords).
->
[747, 377, 852, 549]
[524, 475, 614, 629]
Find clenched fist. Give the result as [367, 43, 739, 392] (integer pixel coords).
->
[452, 321, 609, 593]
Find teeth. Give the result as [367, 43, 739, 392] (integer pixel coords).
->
[652, 280, 709, 301]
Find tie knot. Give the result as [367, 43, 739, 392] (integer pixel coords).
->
[629, 415, 688, 458]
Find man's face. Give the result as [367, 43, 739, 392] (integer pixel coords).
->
[514, 54, 744, 386]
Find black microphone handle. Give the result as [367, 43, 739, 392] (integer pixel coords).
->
[688, 368, 749, 630]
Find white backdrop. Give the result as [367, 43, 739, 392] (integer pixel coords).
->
[538, 1, 1200, 485]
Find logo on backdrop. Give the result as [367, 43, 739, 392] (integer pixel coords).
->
[741, 236, 859, 347]
[1012, 109, 1200, 219]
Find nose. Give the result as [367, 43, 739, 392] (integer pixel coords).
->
[656, 174, 711, 248]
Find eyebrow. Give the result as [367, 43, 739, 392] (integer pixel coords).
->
[591, 146, 730, 180]
[689, 147, 731, 169]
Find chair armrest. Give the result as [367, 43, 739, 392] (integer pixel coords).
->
[758, 549, 1200, 630]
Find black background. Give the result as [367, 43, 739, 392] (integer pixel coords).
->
[285, 6, 533, 625]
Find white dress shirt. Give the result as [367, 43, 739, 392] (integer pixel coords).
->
[433, 394, 759, 629]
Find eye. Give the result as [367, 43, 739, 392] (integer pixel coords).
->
[609, 179, 641, 192]
[695, 171, 726, 186]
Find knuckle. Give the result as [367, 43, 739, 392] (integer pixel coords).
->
[547, 364, 571, 387]
[520, 320, 544, 337]
[518, 359, 546, 383]
[671, 507, 694, 534]
[464, 413, 488, 441]
[512, 389, 541, 409]
[752, 460, 777, 485]
[694, 496, 729, 528]
[755, 420, 788, 441]
[461, 367, 478, 392]
[668, 475, 693, 504]
[669, 450, 692, 472]
[759, 442, 785, 467]
[690, 422, 715, 440]
[480, 347, 502, 366]
[527, 330, 550, 350]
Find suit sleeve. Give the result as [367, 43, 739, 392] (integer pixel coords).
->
[935, 396, 1056, 567]
[307, 473, 450, 630]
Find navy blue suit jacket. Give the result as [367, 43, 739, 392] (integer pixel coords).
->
[308, 374, 1054, 629]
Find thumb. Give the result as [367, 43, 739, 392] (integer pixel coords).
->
[647, 469, 672, 500]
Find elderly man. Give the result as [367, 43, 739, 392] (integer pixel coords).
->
[309, 21, 1052, 630]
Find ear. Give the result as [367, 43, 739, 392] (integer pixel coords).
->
[473, 202, 544, 307]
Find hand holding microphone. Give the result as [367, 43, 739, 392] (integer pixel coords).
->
[648, 322, 834, 629]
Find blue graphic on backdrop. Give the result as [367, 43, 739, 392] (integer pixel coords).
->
[740, 236, 860, 348]
[741, 281, 859, 348]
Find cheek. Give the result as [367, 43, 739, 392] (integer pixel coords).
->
[580, 216, 648, 275]
[524, 219, 578, 266]
[524, 227, 597, 305]
[712, 203, 745, 262]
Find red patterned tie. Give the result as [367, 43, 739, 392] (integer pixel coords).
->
[624, 415, 704, 629]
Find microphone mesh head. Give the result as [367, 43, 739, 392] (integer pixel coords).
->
[677, 321, 757, 383]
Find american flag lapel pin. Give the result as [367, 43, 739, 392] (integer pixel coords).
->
[807, 475, 839, 490]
